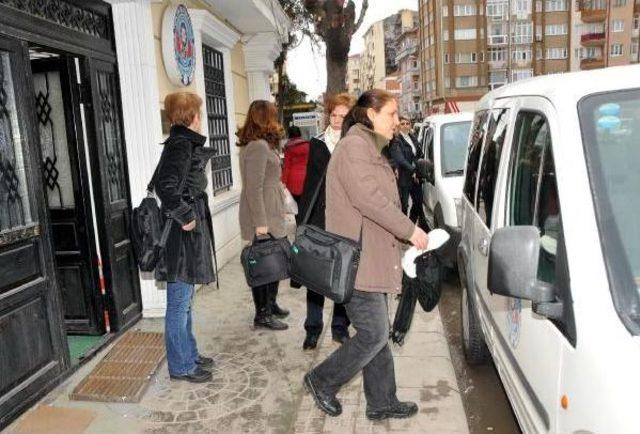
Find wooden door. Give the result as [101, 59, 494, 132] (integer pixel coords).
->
[0, 36, 67, 428]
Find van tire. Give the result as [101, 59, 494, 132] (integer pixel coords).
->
[460, 265, 490, 365]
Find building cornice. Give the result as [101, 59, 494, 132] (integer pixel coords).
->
[191, 9, 241, 49]
[243, 32, 281, 72]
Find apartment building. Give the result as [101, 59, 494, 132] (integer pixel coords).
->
[360, 9, 418, 91]
[396, 27, 423, 119]
[419, 0, 638, 115]
[347, 54, 363, 96]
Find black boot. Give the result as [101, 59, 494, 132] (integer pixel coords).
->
[253, 287, 288, 330]
[269, 285, 290, 318]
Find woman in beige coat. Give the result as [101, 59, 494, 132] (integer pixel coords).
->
[238, 100, 289, 331]
[303, 90, 429, 420]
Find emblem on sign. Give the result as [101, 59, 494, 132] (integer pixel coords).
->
[162, 4, 196, 86]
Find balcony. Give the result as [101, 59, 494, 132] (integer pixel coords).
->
[581, 57, 605, 69]
[633, 28, 640, 38]
[489, 59, 507, 69]
[580, 9, 606, 23]
[488, 35, 508, 45]
[581, 32, 606, 46]
[512, 35, 533, 45]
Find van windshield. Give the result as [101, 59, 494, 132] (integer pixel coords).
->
[579, 89, 640, 335]
[441, 121, 472, 176]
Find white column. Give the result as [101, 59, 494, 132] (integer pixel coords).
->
[242, 32, 281, 101]
[107, 0, 166, 317]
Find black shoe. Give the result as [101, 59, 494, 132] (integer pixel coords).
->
[169, 366, 212, 383]
[332, 333, 349, 345]
[271, 303, 290, 318]
[366, 401, 418, 420]
[302, 333, 320, 350]
[303, 373, 342, 417]
[195, 355, 214, 368]
[254, 314, 288, 330]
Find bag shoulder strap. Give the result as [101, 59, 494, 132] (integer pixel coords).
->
[302, 168, 327, 225]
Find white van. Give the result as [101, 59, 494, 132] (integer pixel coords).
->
[420, 113, 473, 265]
[458, 65, 640, 433]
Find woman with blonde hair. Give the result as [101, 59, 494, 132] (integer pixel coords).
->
[297, 92, 355, 350]
[155, 92, 216, 383]
[238, 100, 289, 330]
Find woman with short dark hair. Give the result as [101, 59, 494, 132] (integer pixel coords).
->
[238, 100, 289, 330]
[303, 89, 429, 420]
[156, 92, 216, 383]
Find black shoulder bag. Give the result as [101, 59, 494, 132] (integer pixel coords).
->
[289, 171, 361, 304]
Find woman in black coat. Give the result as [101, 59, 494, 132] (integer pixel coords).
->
[297, 93, 354, 350]
[155, 92, 216, 383]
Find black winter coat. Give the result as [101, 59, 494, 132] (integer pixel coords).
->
[389, 133, 423, 188]
[297, 135, 331, 228]
[155, 125, 216, 284]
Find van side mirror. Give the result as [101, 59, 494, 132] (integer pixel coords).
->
[488, 226, 555, 303]
[415, 159, 434, 183]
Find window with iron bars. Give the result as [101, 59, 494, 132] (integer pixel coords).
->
[203, 44, 233, 195]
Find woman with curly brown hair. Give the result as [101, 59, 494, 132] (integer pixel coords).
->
[238, 100, 289, 331]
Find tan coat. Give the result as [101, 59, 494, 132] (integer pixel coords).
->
[326, 124, 415, 294]
[239, 139, 286, 241]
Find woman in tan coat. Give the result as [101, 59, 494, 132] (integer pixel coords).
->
[303, 90, 429, 419]
[238, 100, 289, 331]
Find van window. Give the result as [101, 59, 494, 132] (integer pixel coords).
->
[440, 121, 472, 177]
[476, 109, 509, 227]
[508, 112, 559, 284]
[463, 111, 489, 204]
[423, 126, 434, 161]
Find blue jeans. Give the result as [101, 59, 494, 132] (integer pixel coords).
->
[165, 280, 199, 376]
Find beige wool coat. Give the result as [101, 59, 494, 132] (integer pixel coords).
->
[239, 139, 286, 241]
[326, 124, 416, 294]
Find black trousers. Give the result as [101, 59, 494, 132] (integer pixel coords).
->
[399, 181, 426, 225]
[310, 291, 398, 410]
[251, 281, 279, 317]
[304, 290, 350, 337]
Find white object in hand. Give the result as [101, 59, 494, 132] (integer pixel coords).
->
[402, 228, 450, 278]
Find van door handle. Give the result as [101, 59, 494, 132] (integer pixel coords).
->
[478, 238, 489, 257]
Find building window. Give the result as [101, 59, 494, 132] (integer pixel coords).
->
[545, 24, 568, 35]
[454, 4, 477, 16]
[454, 28, 477, 40]
[486, 2, 506, 17]
[545, 0, 568, 11]
[442, 6, 449, 16]
[202, 44, 232, 194]
[610, 43, 624, 57]
[613, 0, 627, 6]
[489, 47, 507, 61]
[612, 20, 624, 32]
[634, 14, 640, 30]
[513, 47, 532, 61]
[445, 77, 451, 88]
[513, 22, 533, 44]
[512, 68, 533, 81]
[546, 47, 568, 59]
[513, 0, 532, 15]
[456, 52, 477, 63]
[536, 0, 542, 12]
[631, 42, 639, 57]
[444, 53, 450, 63]
[444, 30, 449, 41]
[456, 75, 478, 88]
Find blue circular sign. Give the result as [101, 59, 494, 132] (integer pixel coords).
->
[172, 5, 195, 86]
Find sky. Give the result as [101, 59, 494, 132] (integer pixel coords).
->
[287, 0, 418, 100]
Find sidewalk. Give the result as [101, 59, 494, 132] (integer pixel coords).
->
[7, 256, 469, 434]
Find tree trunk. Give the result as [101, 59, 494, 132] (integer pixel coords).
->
[324, 29, 351, 95]
[326, 54, 348, 95]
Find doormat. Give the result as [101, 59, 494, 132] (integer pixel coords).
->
[12, 406, 96, 434]
[70, 331, 165, 403]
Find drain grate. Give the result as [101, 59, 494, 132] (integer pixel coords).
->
[70, 331, 165, 403]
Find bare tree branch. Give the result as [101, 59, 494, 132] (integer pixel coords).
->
[353, 0, 368, 33]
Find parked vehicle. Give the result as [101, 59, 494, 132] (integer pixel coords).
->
[420, 113, 473, 266]
[458, 64, 640, 434]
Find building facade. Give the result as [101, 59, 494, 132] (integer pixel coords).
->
[418, 0, 639, 115]
[360, 9, 418, 91]
[396, 27, 423, 120]
[0, 0, 288, 428]
[347, 53, 362, 96]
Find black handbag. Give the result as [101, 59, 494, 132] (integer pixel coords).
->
[289, 171, 361, 304]
[241, 234, 291, 287]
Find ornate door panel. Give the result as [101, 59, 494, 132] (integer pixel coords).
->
[0, 36, 67, 428]
[87, 59, 141, 332]
[31, 56, 103, 335]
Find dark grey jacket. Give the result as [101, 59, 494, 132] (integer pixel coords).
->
[155, 125, 216, 284]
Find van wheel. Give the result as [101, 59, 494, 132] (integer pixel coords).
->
[461, 271, 490, 365]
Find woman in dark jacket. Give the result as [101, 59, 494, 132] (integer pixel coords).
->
[238, 100, 289, 331]
[297, 93, 354, 350]
[155, 92, 216, 384]
[281, 125, 310, 203]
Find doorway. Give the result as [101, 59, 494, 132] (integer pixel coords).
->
[29, 45, 107, 364]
